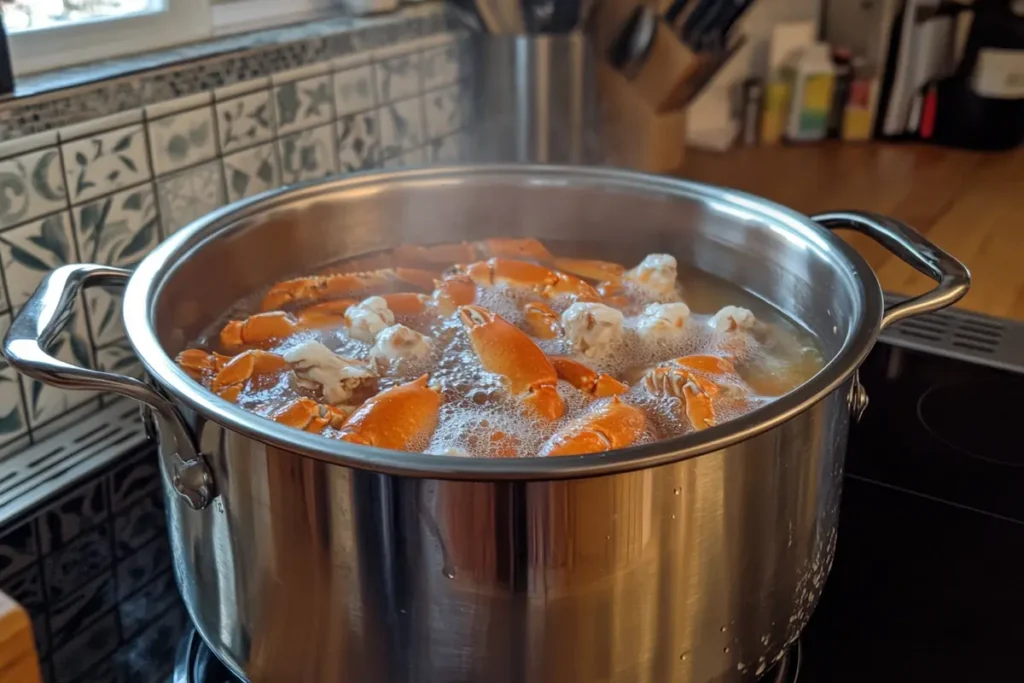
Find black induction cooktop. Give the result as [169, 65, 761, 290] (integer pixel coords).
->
[174, 320, 1024, 683]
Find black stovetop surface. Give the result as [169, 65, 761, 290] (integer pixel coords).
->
[799, 342, 1024, 682]
[178, 341, 1024, 682]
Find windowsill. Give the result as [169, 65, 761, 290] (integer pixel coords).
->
[8, 4, 446, 101]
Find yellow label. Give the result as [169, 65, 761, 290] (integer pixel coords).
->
[761, 82, 792, 144]
[802, 75, 834, 113]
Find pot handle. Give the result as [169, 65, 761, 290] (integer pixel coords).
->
[811, 211, 970, 330]
[2, 264, 215, 511]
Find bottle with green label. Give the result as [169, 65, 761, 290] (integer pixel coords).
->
[784, 42, 837, 142]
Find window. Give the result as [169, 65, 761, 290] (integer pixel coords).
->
[1, 0, 335, 77]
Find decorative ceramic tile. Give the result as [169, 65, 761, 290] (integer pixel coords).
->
[278, 124, 337, 185]
[422, 43, 460, 91]
[74, 183, 160, 268]
[51, 611, 119, 683]
[146, 107, 217, 176]
[334, 64, 376, 116]
[95, 339, 145, 382]
[49, 573, 117, 651]
[375, 51, 421, 103]
[274, 74, 334, 136]
[379, 96, 425, 158]
[60, 124, 150, 204]
[0, 519, 37, 581]
[0, 146, 67, 230]
[119, 570, 177, 638]
[0, 313, 29, 450]
[430, 132, 463, 163]
[23, 302, 96, 428]
[42, 523, 112, 602]
[116, 536, 171, 599]
[156, 160, 226, 234]
[109, 450, 161, 512]
[336, 110, 379, 172]
[37, 476, 108, 554]
[216, 89, 274, 154]
[424, 85, 464, 139]
[0, 212, 77, 311]
[223, 142, 280, 203]
[113, 491, 165, 560]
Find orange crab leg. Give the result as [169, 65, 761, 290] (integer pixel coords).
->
[294, 299, 357, 327]
[220, 311, 304, 350]
[642, 365, 722, 431]
[550, 357, 628, 397]
[432, 274, 477, 316]
[175, 348, 230, 383]
[455, 258, 601, 301]
[260, 267, 438, 311]
[458, 305, 564, 420]
[335, 375, 442, 450]
[540, 397, 646, 457]
[523, 302, 562, 339]
[271, 397, 349, 433]
[552, 257, 626, 283]
[210, 350, 289, 402]
[478, 238, 554, 263]
[380, 292, 432, 316]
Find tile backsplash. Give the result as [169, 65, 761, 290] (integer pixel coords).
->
[0, 9, 475, 679]
[0, 25, 473, 459]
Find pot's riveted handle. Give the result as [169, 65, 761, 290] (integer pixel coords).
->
[811, 211, 971, 330]
[2, 264, 215, 511]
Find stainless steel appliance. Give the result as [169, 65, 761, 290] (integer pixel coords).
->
[3, 165, 968, 683]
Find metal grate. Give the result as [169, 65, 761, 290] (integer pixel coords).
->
[0, 398, 148, 522]
[879, 294, 1024, 375]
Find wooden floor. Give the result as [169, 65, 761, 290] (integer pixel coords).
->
[678, 142, 1024, 322]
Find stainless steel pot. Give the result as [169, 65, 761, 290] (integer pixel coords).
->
[3, 166, 969, 683]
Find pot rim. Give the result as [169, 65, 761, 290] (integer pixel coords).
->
[124, 164, 883, 481]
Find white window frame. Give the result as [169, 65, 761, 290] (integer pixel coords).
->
[6, 0, 336, 77]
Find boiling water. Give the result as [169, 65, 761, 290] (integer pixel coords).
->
[192, 241, 824, 457]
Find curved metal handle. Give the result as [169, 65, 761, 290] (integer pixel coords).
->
[812, 211, 971, 330]
[2, 264, 215, 510]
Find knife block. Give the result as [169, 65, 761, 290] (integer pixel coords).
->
[0, 592, 42, 683]
[599, 61, 687, 174]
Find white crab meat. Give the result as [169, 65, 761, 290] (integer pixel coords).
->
[370, 324, 433, 373]
[636, 302, 692, 341]
[283, 340, 376, 405]
[710, 306, 757, 333]
[626, 254, 679, 297]
[346, 296, 396, 343]
[561, 302, 625, 358]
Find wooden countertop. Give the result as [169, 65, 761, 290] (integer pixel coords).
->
[678, 143, 1024, 322]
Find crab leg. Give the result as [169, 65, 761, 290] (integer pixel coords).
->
[540, 397, 646, 457]
[523, 302, 562, 339]
[551, 257, 626, 283]
[335, 375, 442, 450]
[432, 274, 477, 316]
[209, 350, 289, 402]
[219, 311, 306, 350]
[270, 397, 350, 433]
[642, 355, 746, 431]
[175, 348, 231, 383]
[458, 305, 564, 420]
[550, 356, 628, 397]
[260, 267, 438, 311]
[454, 258, 600, 301]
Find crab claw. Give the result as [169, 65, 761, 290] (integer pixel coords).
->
[540, 397, 646, 457]
[380, 292, 432, 316]
[458, 305, 564, 420]
[523, 302, 562, 339]
[432, 275, 477, 316]
[550, 356, 628, 397]
[220, 311, 304, 350]
[335, 375, 442, 450]
[642, 355, 746, 431]
[294, 299, 357, 327]
[210, 350, 289, 402]
[271, 397, 350, 433]
[260, 267, 438, 311]
[454, 258, 600, 302]
[176, 348, 230, 383]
